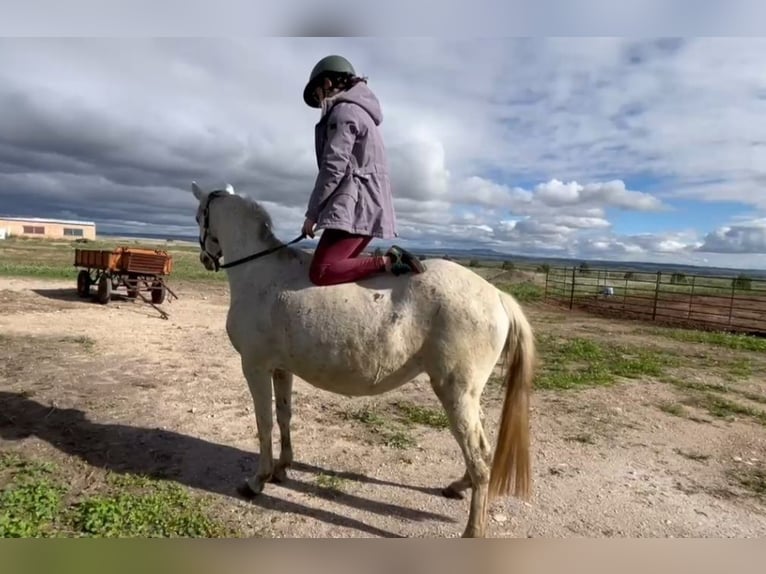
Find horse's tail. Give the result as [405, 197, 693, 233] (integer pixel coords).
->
[488, 290, 536, 501]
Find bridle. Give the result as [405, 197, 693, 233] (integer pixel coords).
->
[198, 189, 306, 272]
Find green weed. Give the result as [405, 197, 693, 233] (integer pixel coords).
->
[392, 401, 450, 430]
[0, 453, 233, 538]
[341, 405, 417, 450]
[683, 393, 766, 426]
[499, 282, 544, 303]
[315, 473, 345, 492]
[651, 328, 766, 353]
[536, 335, 674, 390]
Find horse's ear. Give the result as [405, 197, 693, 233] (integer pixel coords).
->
[224, 183, 235, 195]
[192, 181, 203, 200]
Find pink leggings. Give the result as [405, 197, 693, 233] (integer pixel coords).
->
[309, 229, 387, 286]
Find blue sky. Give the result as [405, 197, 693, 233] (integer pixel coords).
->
[0, 37, 765, 269]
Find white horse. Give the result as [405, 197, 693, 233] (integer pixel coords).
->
[190, 182, 537, 538]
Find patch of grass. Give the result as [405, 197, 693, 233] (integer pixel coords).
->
[679, 392, 766, 426]
[340, 405, 417, 450]
[658, 402, 687, 418]
[105, 472, 158, 489]
[651, 327, 766, 353]
[342, 405, 386, 429]
[68, 481, 228, 537]
[0, 479, 66, 537]
[666, 376, 766, 411]
[499, 282, 544, 303]
[739, 390, 766, 405]
[0, 453, 234, 538]
[392, 401, 450, 430]
[536, 335, 675, 390]
[383, 430, 416, 449]
[0, 454, 64, 537]
[727, 358, 753, 379]
[684, 351, 756, 381]
[666, 378, 728, 395]
[315, 473, 345, 492]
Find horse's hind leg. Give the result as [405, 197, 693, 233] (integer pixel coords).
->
[441, 422, 492, 500]
[431, 374, 491, 538]
[240, 357, 275, 496]
[272, 368, 293, 483]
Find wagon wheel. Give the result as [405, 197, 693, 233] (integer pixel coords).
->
[150, 280, 166, 304]
[97, 274, 112, 305]
[76, 270, 91, 298]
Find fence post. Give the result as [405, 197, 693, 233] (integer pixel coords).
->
[651, 271, 661, 320]
[687, 275, 696, 319]
[728, 278, 736, 326]
[544, 268, 550, 301]
[569, 266, 576, 310]
[623, 275, 628, 311]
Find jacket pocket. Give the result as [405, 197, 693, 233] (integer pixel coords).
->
[320, 184, 359, 226]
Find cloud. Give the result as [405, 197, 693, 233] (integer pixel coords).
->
[697, 218, 766, 254]
[533, 179, 665, 211]
[0, 37, 765, 270]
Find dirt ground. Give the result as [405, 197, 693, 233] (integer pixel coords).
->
[1, 275, 765, 538]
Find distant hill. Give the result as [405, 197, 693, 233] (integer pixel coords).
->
[99, 231, 766, 279]
[408, 247, 766, 279]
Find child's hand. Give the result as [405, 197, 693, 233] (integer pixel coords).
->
[301, 217, 316, 238]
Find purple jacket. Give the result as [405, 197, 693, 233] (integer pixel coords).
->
[305, 82, 397, 239]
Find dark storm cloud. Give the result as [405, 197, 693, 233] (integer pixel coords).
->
[0, 65, 319, 233]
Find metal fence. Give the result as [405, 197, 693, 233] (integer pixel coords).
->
[543, 266, 766, 335]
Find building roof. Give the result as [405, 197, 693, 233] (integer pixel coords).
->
[0, 216, 96, 226]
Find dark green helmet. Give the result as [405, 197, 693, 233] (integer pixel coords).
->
[303, 55, 356, 107]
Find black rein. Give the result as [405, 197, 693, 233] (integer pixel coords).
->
[218, 233, 306, 269]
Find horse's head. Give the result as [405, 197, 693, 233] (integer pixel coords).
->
[191, 181, 235, 271]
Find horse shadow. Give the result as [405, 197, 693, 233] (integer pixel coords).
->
[0, 391, 454, 538]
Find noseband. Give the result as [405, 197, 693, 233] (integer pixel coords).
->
[198, 190, 305, 271]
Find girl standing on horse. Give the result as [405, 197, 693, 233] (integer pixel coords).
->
[301, 54, 425, 286]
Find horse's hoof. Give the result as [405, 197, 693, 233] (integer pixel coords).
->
[270, 465, 289, 484]
[237, 481, 258, 499]
[441, 486, 465, 500]
[239, 476, 267, 498]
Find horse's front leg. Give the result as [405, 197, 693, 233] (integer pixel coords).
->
[241, 357, 274, 496]
[271, 368, 293, 483]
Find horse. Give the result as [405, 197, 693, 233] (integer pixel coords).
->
[190, 181, 537, 538]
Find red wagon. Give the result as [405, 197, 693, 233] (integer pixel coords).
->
[74, 246, 177, 317]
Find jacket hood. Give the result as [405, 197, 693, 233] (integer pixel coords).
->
[327, 82, 383, 125]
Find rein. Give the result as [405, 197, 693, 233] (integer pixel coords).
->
[219, 233, 306, 269]
[199, 189, 306, 271]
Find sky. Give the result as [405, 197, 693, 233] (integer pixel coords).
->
[1, 37, 766, 270]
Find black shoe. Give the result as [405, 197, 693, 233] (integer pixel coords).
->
[387, 245, 426, 276]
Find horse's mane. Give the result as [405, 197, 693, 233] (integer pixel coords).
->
[234, 193, 305, 261]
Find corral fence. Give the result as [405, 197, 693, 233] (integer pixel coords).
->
[542, 265, 766, 335]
